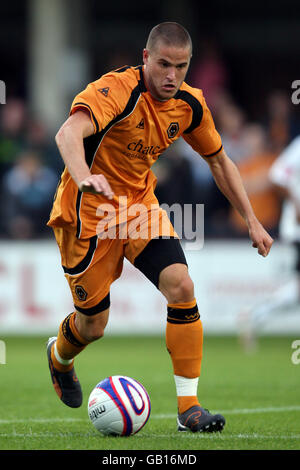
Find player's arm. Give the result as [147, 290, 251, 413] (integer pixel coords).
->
[55, 110, 114, 199]
[203, 148, 274, 257]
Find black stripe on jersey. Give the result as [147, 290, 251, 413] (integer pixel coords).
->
[75, 191, 83, 238]
[114, 66, 131, 73]
[136, 65, 147, 93]
[62, 235, 98, 275]
[75, 76, 142, 238]
[73, 102, 99, 133]
[174, 90, 203, 134]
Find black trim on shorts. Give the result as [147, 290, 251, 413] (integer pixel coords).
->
[62, 235, 98, 276]
[75, 292, 111, 316]
[133, 237, 188, 289]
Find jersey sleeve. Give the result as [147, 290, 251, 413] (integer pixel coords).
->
[70, 74, 128, 134]
[182, 95, 223, 157]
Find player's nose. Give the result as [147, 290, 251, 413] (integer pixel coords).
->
[166, 67, 176, 81]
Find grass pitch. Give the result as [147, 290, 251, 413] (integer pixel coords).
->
[0, 334, 299, 451]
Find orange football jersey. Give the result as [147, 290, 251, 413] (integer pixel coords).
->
[48, 65, 222, 239]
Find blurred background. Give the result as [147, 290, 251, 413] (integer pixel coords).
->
[0, 0, 299, 341]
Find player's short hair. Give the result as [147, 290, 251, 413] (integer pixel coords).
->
[146, 22, 192, 54]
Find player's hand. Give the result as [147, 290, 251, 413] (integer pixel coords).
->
[78, 174, 114, 200]
[248, 219, 274, 257]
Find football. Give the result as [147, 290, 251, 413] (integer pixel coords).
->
[87, 375, 151, 436]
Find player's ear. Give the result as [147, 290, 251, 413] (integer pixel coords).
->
[143, 48, 150, 65]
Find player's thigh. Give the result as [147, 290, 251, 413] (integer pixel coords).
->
[53, 227, 124, 315]
[131, 236, 191, 298]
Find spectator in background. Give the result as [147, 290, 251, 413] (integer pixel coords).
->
[229, 123, 281, 238]
[0, 98, 27, 180]
[2, 150, 58, 239]
[26, 116, 63, 175]
[197, 100, 248, 237]
[216, 101, 247, 163]
[238, 135, 300, 351]
[190, 37, 228, 113]
[176, 137, 221, 237]
[263, 89, 300, 154]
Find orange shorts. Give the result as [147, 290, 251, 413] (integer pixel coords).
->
[53, 204, 177, 315]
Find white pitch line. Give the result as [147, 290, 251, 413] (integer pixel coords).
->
[0, 405, 299, 425]
[138, 433, 300, 440]
[152, 405, 300, 419]
[0, 417, 85, 424]
[0, 432, 299, 441]
[218, 405, 300, 415]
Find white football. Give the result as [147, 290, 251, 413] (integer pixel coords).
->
[87, 375, 151, 436]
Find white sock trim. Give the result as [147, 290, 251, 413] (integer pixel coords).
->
[174, 375, 199, 396]
[54, 341, 73, 365]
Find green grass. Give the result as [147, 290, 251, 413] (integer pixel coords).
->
[0, 335, 299, 451]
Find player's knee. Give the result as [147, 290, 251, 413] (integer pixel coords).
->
[84, 322, 105, 342]
[172, 275, 194, 303]
[160, 268, 194, 304]
[75, 309, 109, 342]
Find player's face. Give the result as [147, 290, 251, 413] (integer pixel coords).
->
[143, 42, 191, 101]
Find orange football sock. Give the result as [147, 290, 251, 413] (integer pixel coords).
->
[166, 299, 203, 414]
[177, 396, 200, 415]
[51, 312, 89, 372]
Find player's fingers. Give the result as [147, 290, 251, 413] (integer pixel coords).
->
[79, 176, 114, 199]
[264, 237, 274, 256]
[252, 238, 266, 257]
[257, 237, 273, 257]
[98, 175, 114, 199]
[258, 244, 267, 257]
[80, 180, 92, 187]
[87, 174, 112, 197]
[79, 181, 94, 192]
